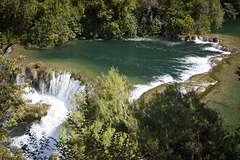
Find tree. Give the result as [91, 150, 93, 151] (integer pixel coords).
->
[223, 3, 239, 19]
[27, 13, 77, 49]
[135, 84, 240, 159]
[58, 67, 139, 159]
[0, 55, 30, 159]
[136, 0, 163, 36]
[221, 0, 240, 14]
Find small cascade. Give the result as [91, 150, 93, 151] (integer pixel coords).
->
[39, 80, 48, 94]
[194, 37, 237, 54]
[4, 46, 12, 56]
[12, 72, 84, 159]
[16, 69, 27, 85]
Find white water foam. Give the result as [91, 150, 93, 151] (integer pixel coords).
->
[12, 72, 84, 158]
[193, 37, 217, 44]
[125, 37, 183, 46]
[131, 74, 174, 101]
[178, 55, 216, 81]
[131, 36, 231, 100]
[194, 37, 231, 54]
[203, 45, 231, 54]
[131, 55, 215, 100]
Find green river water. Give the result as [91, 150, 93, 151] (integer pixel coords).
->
[22, 37, 219, 84]
[19, 18, 240, 133]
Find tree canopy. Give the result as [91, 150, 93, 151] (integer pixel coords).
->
[0, 0, 238, 49]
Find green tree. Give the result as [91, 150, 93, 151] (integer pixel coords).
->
[82, 0, 137, 39]
[59, 68, 139, 159]
[223, 3, 239, 19]
[136, 84, 240, 159]
[221, 0, 240, 14]
[136, 0, 162, 36]
[0, 55, 29, 159]
[27, 14, 76, 49]
[0, 0, 39, 46]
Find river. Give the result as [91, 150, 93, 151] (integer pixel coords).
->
[9, 19, 240, 159]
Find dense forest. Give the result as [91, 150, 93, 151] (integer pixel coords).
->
[0, 0, 239, 50]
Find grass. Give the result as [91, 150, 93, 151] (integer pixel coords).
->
[192, 34, 240, 134]
[203, 53, 240, 134]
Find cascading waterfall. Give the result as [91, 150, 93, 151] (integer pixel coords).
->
[12, 72, 84, 158]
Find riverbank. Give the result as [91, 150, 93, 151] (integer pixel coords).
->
[142, 34, 240, 133]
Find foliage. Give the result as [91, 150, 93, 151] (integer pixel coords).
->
[0, 145, 25, 160]
[136, 84, 240, 159]
[221, 0, 240, 14]
[58, 67, 140, 159]
[21, 130, 56, 160]
[59, 69, 240, 159]
[0, 55, 30, 159]
[223, 3, 239, 19]
[0, 0, 235, 48]
[136, 0, 162, 36]
[0, 56, 24, 141]
[27, 14, 76, 49]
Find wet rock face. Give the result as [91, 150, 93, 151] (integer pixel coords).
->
[185, 36, 191, 41]
[179, 36, 185, 41]
[16, 103, 50, 124]
[25, 63, 52, 91]
[191, 36, 197, 40]
[213, 38, 218, 42]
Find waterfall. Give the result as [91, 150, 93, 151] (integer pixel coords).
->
[48, 72, 82, 101]
[4, 46, 12, 56]
[194, 37, 237, 54]
[11, 72, 84, 158]
[16, 69, 27, 85]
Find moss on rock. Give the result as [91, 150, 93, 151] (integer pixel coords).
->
[15, 103, 50, 124]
